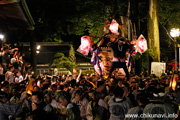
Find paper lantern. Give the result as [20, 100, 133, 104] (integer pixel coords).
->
[137, 34, 148, 54]
[109, 19, 119, 34]
[77, 36, 92, 55]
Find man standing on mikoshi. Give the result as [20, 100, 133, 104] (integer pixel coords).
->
[108, 19, 133, 81]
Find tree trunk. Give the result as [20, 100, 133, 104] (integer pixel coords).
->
[148, 0, 160, 62]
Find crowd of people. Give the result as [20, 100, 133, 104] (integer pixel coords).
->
[0, 45, 180, 120]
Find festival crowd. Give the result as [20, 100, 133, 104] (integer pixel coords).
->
[0, 45, 180, 120]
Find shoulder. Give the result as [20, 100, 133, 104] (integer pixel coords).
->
[127, 106, 140, 114]
[44, 104, 53, 112]
[67, 103, 74, 109]
[98, 99, 108, 109]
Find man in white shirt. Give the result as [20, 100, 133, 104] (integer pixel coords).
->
[14, 70, 23, 83]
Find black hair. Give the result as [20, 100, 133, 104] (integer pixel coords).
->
[71, 79, 76, 88]
[97, 81, 105, 88]
[109, 85, 115, 94]
[58, 92, 71, 103]
[8, 65, 14, 70]
[0, 91, 8, 99]
[137, 92, 149, 105]
[32, 91, 44, 101]
[113, 87, 124, 98]
[51, 84, 57, 88]
[59, 85, 64, 90]
[138, 81, 145, 88]
[123, 83, 130, 90]
[33, 86, 41, 91]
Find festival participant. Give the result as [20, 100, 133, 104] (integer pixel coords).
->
[0, 91, 28, 120]
[86, 91, 108, 120]
[58, 92, 81, 120]
[5, 65, 15, 83]
[31, 91, 54, 120]
[108, 87, 130, 120]
[143, 89, 174, 120]
[14, 70, 24, 83]
[125, 92, 149, 120]
[107, 19, 133, 80]
[72, 89, 89, 120]
[1, 46, 10, 72]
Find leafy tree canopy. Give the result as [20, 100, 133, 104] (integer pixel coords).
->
[51, 52, 77, 73]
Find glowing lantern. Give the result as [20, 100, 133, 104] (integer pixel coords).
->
[77, 36, 92, 55]
[26, 78, 35, 95]
[109, 19, 119, 34]
[171, 74, 178, 91]
[137, 34, 148, 54]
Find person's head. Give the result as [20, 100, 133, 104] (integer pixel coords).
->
[109, 85, 115, 95]
[8, 65, 14, 72]
[33, 86, 41, 92]
[137, 93, 149, 105]
[113, 87, 124, 98]
[51, 84, 57, 92]
[58, 92, 71, 107]
[43, 90, 52, 104]
[71, 79, 76, 88]
[122, 83, 130, 91]
[3, 46, 9, 53]
[74, 90, 82, 101]
[59, 85, 64, 90]
[88, 90, 96, 100]
[32, 91, 44, 105]
[0, 91, 8, 103]
[12, 85, 19, 97]
[97, 81, 105, 92]
[138, 81, 145, 90]
[14, 70, 21, 77]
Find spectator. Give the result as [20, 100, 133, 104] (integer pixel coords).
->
[1, 46, 10, 72]
[86, 91, 108, 120]
[72, 89, 89, 120]
[5, 65, 15, 83]
[125, 92, 149, 120]
[143, 90, 174, 120]
[59, 92, 81, 120]
[0, 91, 28, 120]
[31, 91, 53, 120]
[14, 70, 24, 83]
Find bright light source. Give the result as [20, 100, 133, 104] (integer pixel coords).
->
[36, 51, 40, 54]
[36, 45, 41, 50]
[0, 34, 4, 40]
[170, 28, 180, 37]
[109, 19, 119, 34]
